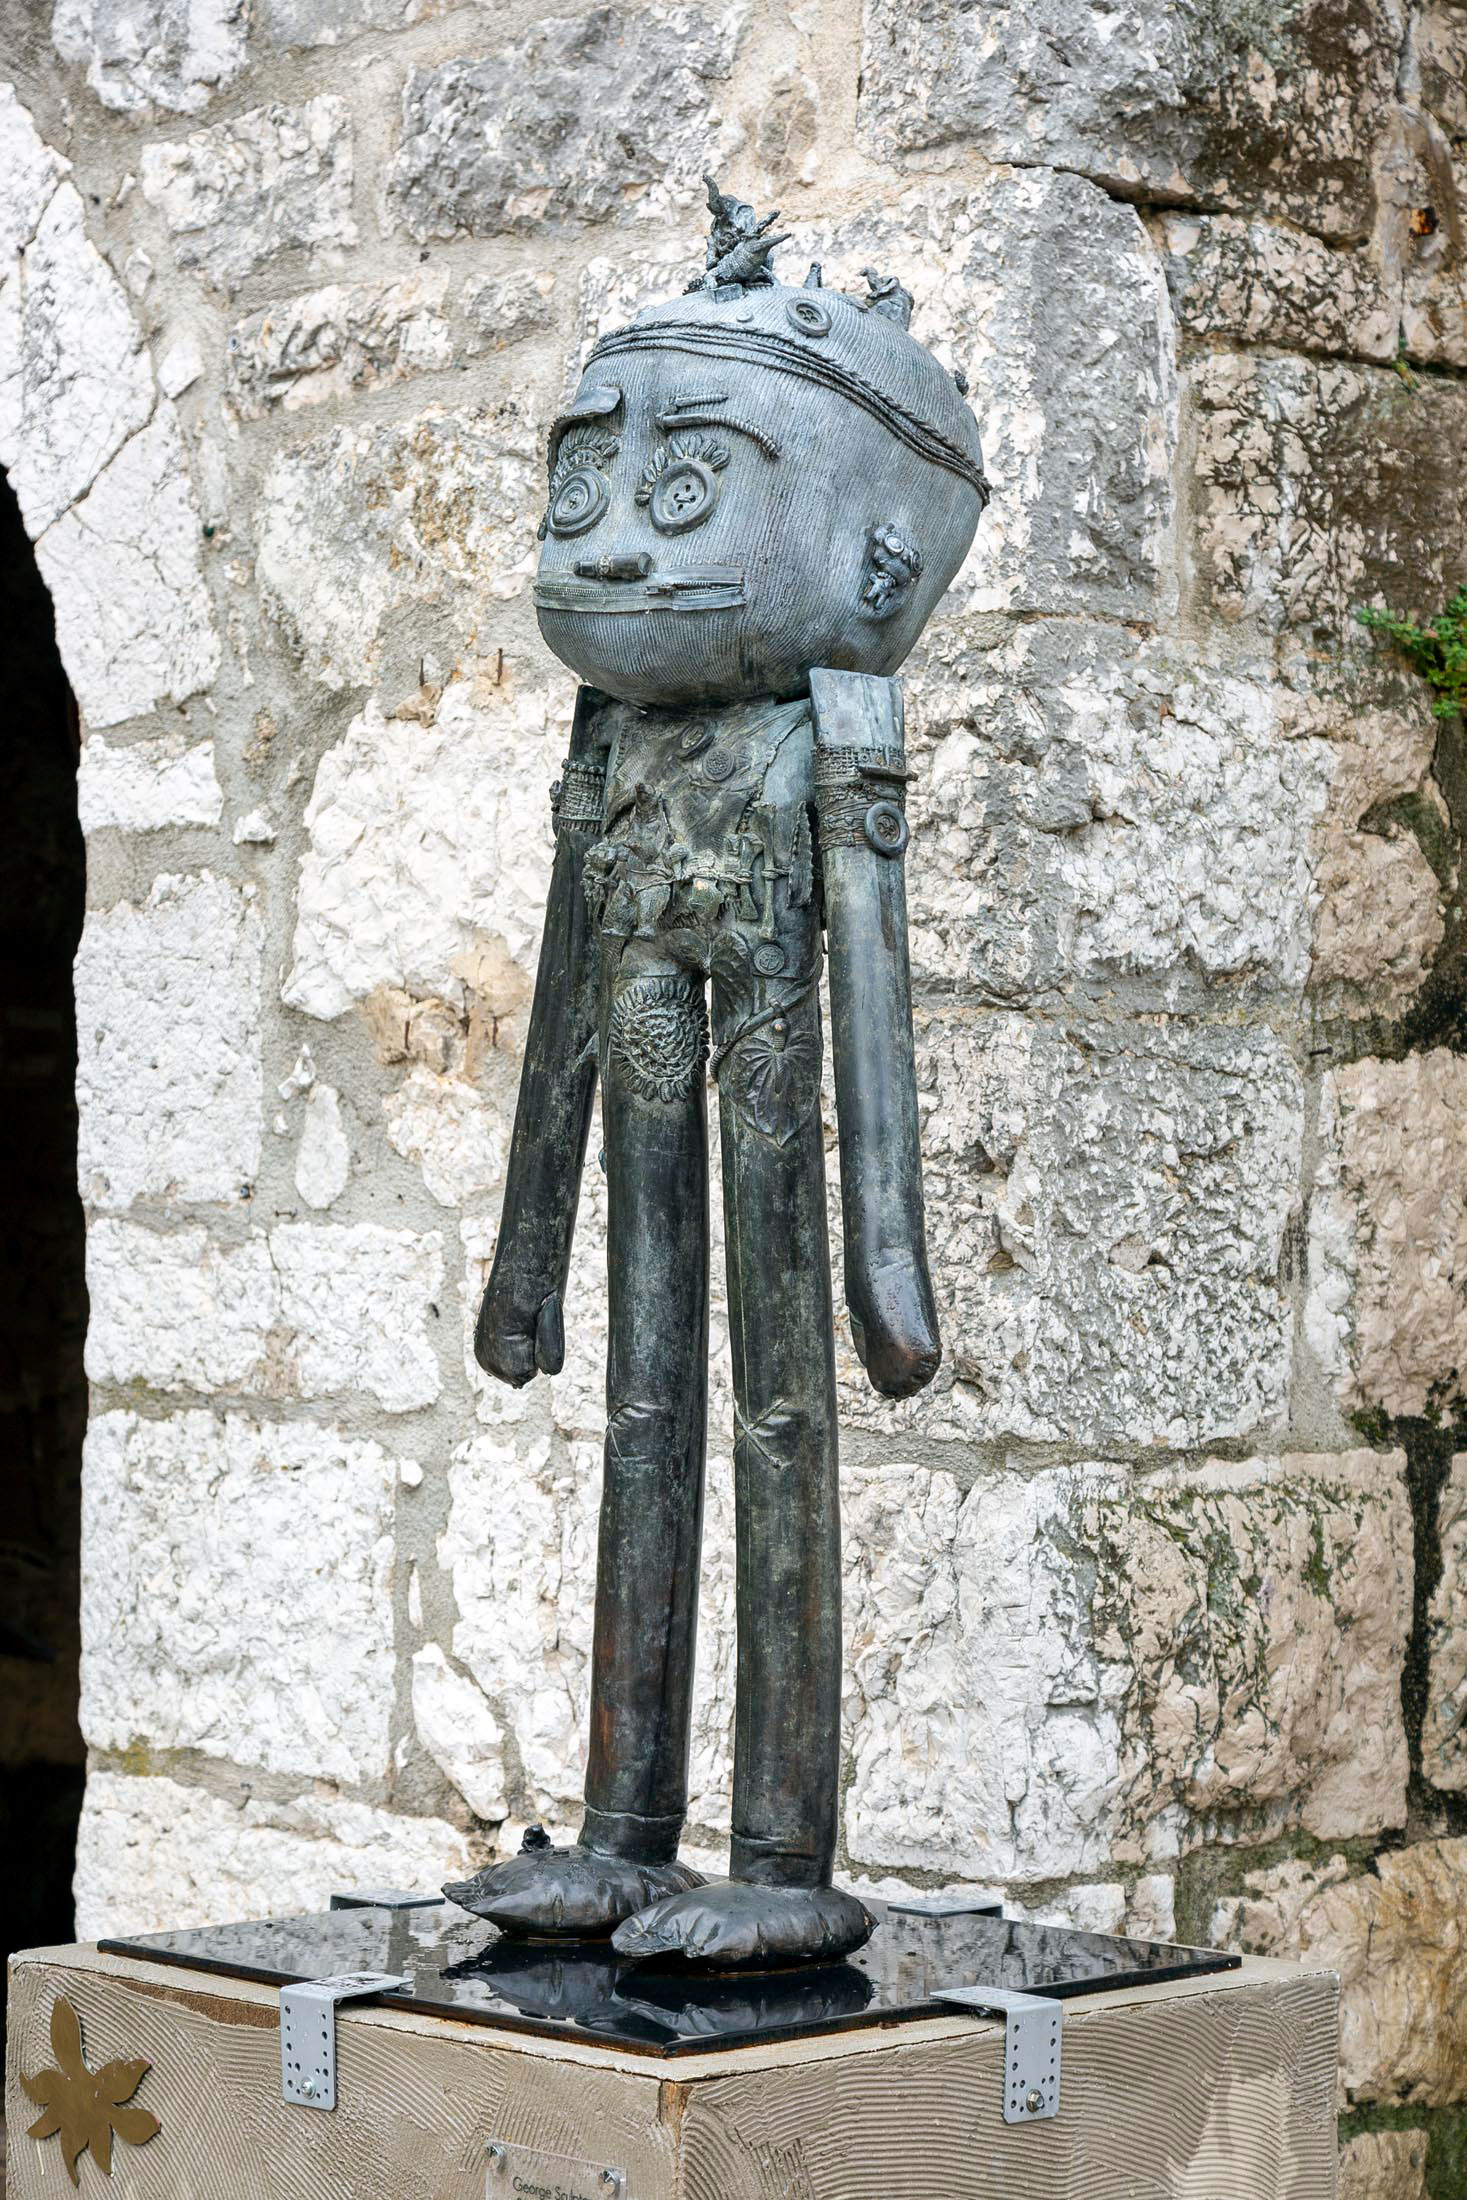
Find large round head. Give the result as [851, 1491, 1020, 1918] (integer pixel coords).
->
[533, 193, 988, 708]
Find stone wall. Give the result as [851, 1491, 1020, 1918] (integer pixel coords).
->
[1, 0, 1464, 2185]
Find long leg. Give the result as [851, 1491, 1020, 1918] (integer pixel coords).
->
[444, 943, 711, 1935]
[612, 955, 872, 1964]
[584, 947, 711, 1859]
[719, 986, 840, 1888]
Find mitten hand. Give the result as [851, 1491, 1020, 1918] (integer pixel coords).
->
[847, 1253, 940, 1400]
[474, 1276, 564, 1387]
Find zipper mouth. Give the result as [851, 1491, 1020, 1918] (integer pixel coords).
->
[535, 567, 745, 614]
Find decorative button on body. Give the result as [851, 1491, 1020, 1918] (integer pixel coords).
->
[863, 799, 909, 857]
[786, 295, 831, 337]
[677, 723, 714, 761]
[702, 748, 735, 783]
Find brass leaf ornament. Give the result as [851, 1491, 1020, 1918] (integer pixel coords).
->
[20, 1995, 162, 2185]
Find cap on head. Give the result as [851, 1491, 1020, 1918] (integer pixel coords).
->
[533, 181, 990, 709]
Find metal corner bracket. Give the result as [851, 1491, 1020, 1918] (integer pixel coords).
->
[933, 1985, 1062, 2123]
[280, 1973, 407, 2110]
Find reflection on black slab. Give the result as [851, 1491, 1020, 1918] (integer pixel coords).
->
[99, 1892, 1241, 2060]
[616, 1961, 874, 2042]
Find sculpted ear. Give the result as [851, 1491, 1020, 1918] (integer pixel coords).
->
[858, 524, 924, 621]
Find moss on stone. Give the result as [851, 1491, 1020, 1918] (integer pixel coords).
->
[1192, 0, 1303, 68]
[1341, 2103, 1467, 2198]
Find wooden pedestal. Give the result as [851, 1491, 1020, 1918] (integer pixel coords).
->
[6, 1938, 1338, 2198]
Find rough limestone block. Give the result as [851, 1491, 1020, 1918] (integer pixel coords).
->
[2, 182, 153, 534]
[903, 617, 1331, 1005]
[52, 0, 248, 113]
[791, 177, 1176, 622]
[1339, 2130, 1430, 2199]
[273, 1222, 443, 1409]
[1400, 5, 1467, 367]
[84, 1219, 444, 1413]
[0, 91, 218, 725]
[461, 268, 559, 352]
[410, 1642, 509, 1822]
[1189, 352, 1467, 636]
[568, 237, 706, 365]
[84, 1222, 273, 1395]
[844, 1450, 1410, 1883]
[76, 733, 222, 834]
[440, 1419, 599, 1828]
[1424, 1455, 1467, 1792]
[859, 0, 1403, 242]
[841, 1011, 1301, 1450]
[140, 96, 356, 293]
[256, 415, 542, 686]
[0, 81, 68, 261]
[1171, 639, 1439, 1011]
[1402, 146, 1467, 369]
[383, 1065, 505, 1208]
[260, 0, 433, 43]
[284, 683, 575, 1017]
[1306, 1052, 1467, 1419]
[80, 1410, 398, 1785]
[1159, 211, 1400, 361]
[293, 1081, 351, 1209]
[387, 6, 748, 241]
[33, 405, 220, 727]
[1284, 650, 1446, 1014]
[1213, 1839, 1467, 2107]
[907, 619, 1446, 1025]
[71, 1771, 473, 1937]
[75, 873, 263, 1211]
[225, 272, 452, 417]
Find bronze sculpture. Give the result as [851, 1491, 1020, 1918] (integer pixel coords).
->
[446, 181, 989, 1967]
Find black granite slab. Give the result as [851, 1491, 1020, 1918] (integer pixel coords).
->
[100, 1893, 1240, 2059]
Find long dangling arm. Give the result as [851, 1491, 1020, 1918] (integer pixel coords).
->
[474, 686, 608, 1386]
[810, 667, 941, 1399]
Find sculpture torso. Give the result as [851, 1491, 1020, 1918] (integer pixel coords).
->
[582, 695, 822, 1146]
[590, 697, 812, 944]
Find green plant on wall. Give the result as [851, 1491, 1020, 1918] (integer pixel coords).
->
[1356, 590, 1467, 721]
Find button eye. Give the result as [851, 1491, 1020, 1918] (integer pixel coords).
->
[548, 465, 610, 537]
[649, 458, 718, 534]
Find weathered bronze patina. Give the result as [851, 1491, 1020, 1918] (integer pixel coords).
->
[445, 181, 989, 1967]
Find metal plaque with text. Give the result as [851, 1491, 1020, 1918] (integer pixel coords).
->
[485, 2140, 628, 2200]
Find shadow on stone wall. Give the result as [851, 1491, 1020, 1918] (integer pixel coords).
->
[0, 463, 87, 2053]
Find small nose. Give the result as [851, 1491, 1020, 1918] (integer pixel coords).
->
[574, 552, 652, 581]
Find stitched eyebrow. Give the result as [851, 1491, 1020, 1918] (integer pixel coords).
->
[547, 385, 622, 469]
[655, 401, 782, 460]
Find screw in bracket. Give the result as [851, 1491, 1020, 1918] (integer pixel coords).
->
[1025, 2088, 1045, 2115]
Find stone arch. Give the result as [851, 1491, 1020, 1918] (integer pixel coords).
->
[0, 78, 218, 731]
